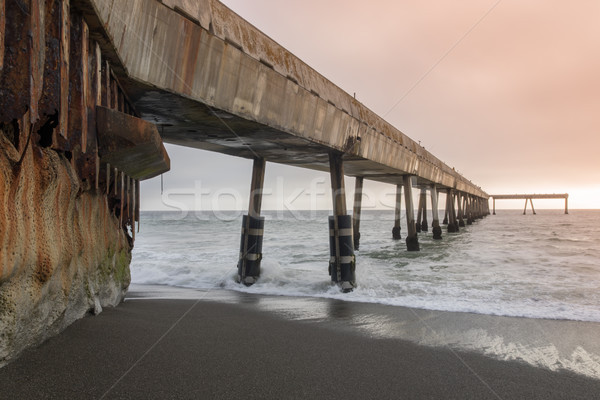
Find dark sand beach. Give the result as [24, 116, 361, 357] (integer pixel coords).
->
[1, 285, 600, 399]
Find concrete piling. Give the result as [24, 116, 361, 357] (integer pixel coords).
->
[447, 190, 459, 233]
[392, 184, 402, 240]
[419, 188, 429, 232]
[403, 176, 420, 251]
[442, 194, 449, 225]
[352, 176, 363, 250]
[328, 152, 356, 292]
[457, 192, 465, 227]
[416, 190, 423, 233]
[466, 195, 473, 225]
[237, 157, 266, 286]
[430, 184, 442, 240]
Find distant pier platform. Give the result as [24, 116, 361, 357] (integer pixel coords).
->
[491, 194, 569, 215]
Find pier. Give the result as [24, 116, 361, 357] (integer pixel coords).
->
[1, 0, 490, 291]
[1, 0, 490, 364]
[86, 0, 489, 288]
[491, 194, 569, 215]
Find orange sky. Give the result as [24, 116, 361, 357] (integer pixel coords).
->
[142, 0, 600, 210]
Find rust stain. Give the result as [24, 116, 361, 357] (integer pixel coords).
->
[29, 0, 43, 123]
[0, 0, 5, 71]
[119, 170, 124, 227]
[81, 19, 88, 153]
[59, 0, 69, 139]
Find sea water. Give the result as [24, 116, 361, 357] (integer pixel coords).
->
[131, 209, 600, 322]
[130, 209, 600, 379]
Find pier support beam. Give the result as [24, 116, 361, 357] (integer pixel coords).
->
[328, 152, 356, 292]
[352, 176, 364, 250]
[403, 176, 420, 251]
[443, 194, 449, 225]
[447, 190, 459, 233]
[457, 192, 465, 227]
[430, 185, 442, 240]
[419, 189, 428, 232]
[237, 157, 266, 286]
[392, 185, 402, 240]
[522, 198, 535, 215]
[466, 195, 473, 225]
[416, 192, 423, 234]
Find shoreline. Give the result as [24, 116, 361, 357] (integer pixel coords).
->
[127, 284, 600, 380]
[1, 285, 599, 399]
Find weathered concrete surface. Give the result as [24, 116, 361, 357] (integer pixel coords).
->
[0, 1, 169, 367]
[96, 106, 170, 180]
[0, 136, 131, 368]
[87, 0, 487, 199]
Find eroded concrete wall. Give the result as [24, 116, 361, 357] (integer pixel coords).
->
[0, 0, 166, 367]
[0, 136, 131, 367]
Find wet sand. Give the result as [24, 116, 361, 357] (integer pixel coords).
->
[1, 285, 600, 399]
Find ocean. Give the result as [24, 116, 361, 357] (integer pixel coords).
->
[131, 209, 600, 322]
[130, 209, 600, 379]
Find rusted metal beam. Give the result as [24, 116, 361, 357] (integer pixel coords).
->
[119, 171, 124, 226]
[103, 59, 110, 107]
[0, 0, 4, 71]
[29, 0, 45, 123]
[135, 179, 140, 231]
[81, 18, 88, 152]
[131, 177, 136, 241]
[96, 106, 170, 180]
[59, 0, 69, 139]
[0, 1, 30, 123]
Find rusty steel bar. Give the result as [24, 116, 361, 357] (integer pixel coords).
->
[59, 0, 69, 139]
[126, 174, 130, 222]
[135, 179, 140, 232]
[111, 77, 117, 109]
[114, 167, 118, 195]
[0, 0, 4, 71]
[119, 171, 124, 226]
[103, 59, 110, 107]
[94, 42, 101, 105]
[105, 162, 110, 195]
[131, 177, 136, 241]
[29, 0, 44, 124]
[81, 18, 89, 153]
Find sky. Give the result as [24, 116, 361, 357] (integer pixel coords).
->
[141, 0, 600, 211]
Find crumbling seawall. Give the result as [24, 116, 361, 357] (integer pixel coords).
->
[0, 0, 169, 366]
[0, 138, 131, 367]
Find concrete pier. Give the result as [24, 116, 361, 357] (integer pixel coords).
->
[328, 152, 356, 292]
[0, 0, 491, 365]
[466, 195, 473, 225]
[491, 194, 568, 215]
[392, 185, 402, 240]
[418, 189, 429, 232]
[457, 192, 465, 227]
[352, 177, 364, 250]
[416, 196, 422, 234]
[403, 176, 420, 251]
[430, 185, 443, 240]
[446, 190, 459, 233]
[237, 157, 266, 285]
